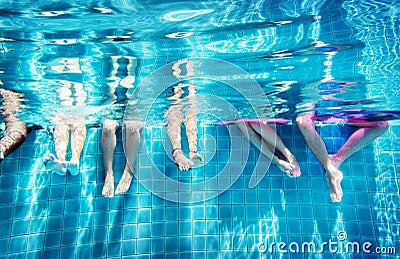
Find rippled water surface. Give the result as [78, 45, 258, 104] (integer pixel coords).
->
[0, 0, 399, 126]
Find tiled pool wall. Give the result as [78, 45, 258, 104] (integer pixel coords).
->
[0, 123, 399, 258]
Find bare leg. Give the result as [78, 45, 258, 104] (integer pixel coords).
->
[166, 105, 193, 171]
[0, 89, 28, 160]
[331, 121, 388, 167]
[69, 118, 86, 175]
[185, 85, 202, 163]
[116, 120, 144, 194]
[101, 120, 118, 198]
[296, 113, 343, 202]
[235, 121, 296, 176]
[185, 114, 202, 164]
[44, 120, 70, 175]
[249, 121, 301, 177]
[0, 120, 27, 160]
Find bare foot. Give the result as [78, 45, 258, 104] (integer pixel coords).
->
[281, 148, 301, 177]
[173, 149, 193, 171]
[287, 154, 301, 177]
[68, 159, 80, 176]
[326, 158, 343, 203]
[115, 170, 133, 195]
[190, 151, 203, 166]
[44, 154, 67, 176]
[102, 172, 114, 198]
[276, 159, 296, 177]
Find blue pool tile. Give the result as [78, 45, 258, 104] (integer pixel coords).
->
[108, 225, 123, 241]
[179, 221, 192, 236]
[49, 185, 66, 200]
[11, 220, 29, 236]
[137, 223, 151, 239]
[61, 230, 77, 246]
[165, 222, 178, 236]
[48, 200, 65, 215]
[93, 227, 108, 243]
[50, 174, 66, 185]
[287, 220, 301, 234]
[0, 175, 17, 189]
[122, 240, 136, 256]
[0, 240, 10, 258]
[43, 249, 59, 259]
[47, 216, 64, 232]
[286, 205, 300, 219]
[284, 191, 298, 204]
[0, 190, 16, 205]
[151, 237, 165, 253]
[180, 236, 192, 251]
[0, 205, 14, 220]
[165, 237, 179, 253]
[65, 184, 81, 199]
[136, 238, 151, 254]
[64, 199, 80, 214]
[76, 245, 91, 258]
[107, 241, 122, 257]
[299, 206, 314, 219]
[0, 160, 19, 174]
[28, 233, 45, 251]
[193, 221, 206, 235]
[354, 192, 371, 206]
[0, 222, 12, 238]
[26, 251, 44, 259]
[44, 232, 61, 248]
[342, 206, 357, 221]
[29, 217, 47, 233]
[151, 222, 165, 237]
[9, 235, 27, 254]
[359, 223, 376, 237]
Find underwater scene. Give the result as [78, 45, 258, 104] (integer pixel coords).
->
[0, 0, 399, 258]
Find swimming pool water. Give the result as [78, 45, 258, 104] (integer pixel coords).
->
[0, 123, 399, 257]
[0, 0, 399, 258]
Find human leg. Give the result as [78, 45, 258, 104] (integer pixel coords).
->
[115, 120, 144, 194]
[331, 121, 388, 167]
[0, 120, 27, 160]
[69, 117, 86, 175]
[101, 120, 118, 197]
[296, 113, 343, 202]
[166, 105, 193, 170]
[184, 101, 202, 164]
[44, 120, 70, 175]
[235, 121, 296, 176]
[249, 121, 300, 176]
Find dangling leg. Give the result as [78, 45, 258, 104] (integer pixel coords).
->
[101, 120, 118, 197]
[185, 113, 202, 164]
[115, 120, 144, 194]
[0, 120, 27, 160]
[331, 121, 388, 167]
[296, 113, 343, 202]
[249, 121, 300, 177]
[68, 117, 86, 175]
[0, 89, 27, 160]
[185, 86, 202, 164]
[44, 119, 70, 175]
[235, 121, 295, 175]
[166, 105, 193, 171]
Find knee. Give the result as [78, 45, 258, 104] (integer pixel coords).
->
[296, 114, 313, 129]
[103, 120, 118, 135]
[375, 121, 389, 131]
[124, 120, 144, 134]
